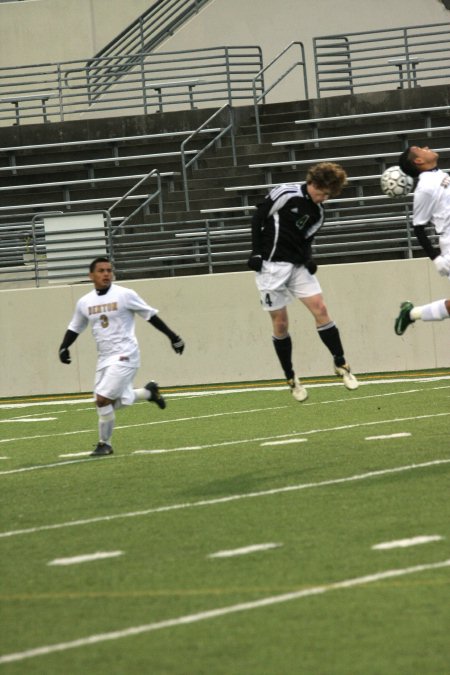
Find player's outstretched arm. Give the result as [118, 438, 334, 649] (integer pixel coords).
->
[413, 225, 450, 275]
[58, 329, 79, 364]
[148, 315, 185, 354]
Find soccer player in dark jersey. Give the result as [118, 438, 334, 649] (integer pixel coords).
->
[247, 162, 358, 401]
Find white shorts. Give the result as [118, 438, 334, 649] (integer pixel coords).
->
[94, 363, 138, 406]
[255, 261, 322, 311]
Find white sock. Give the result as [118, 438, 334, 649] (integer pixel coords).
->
[97, 404, 115, 445]
[411, 299, 449, 322]
[133, 388, 151, 402]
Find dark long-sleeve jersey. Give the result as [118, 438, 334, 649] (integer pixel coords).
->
[250, 182, 324, 264]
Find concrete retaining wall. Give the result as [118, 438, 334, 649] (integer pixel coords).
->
[1, 258, 449, 398]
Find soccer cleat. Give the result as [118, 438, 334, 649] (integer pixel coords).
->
[335, 364, 359, 390]
[90, 442, 113, 457]
[287, 376, 308, 402]
[395, 301, 415, 335]
[144, 380, 166, 409]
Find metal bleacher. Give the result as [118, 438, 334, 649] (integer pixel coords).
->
[2, 19, 450, 285]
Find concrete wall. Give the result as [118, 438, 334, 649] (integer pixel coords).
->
[1, 1, 449, 97]
[0, 0, 152, 66]
[1, 258, 449, 398]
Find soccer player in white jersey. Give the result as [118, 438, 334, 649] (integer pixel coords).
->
[58, 257, 185, 456]
[394, 146, 450, 334]
[247, 162, 359, 402]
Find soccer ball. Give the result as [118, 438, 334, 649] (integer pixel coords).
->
[380, 165, 414, 198]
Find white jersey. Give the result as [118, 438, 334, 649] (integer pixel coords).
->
[413, 168, 450, 240]
[68, 283, 157, 369]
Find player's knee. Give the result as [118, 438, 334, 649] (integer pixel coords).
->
[96, 395, 114, 408]
[96, 403, 114, 418]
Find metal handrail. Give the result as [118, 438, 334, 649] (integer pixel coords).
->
[314, 22, 450, 97]
[93, 0, 210, 61]
[0, 46, 264, 127]
[181, 104, 236, 211]
[109, 169, 163, 233]
[252, 41, 309, 144]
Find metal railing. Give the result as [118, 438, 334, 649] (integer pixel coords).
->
[0, 169, 168, 286]
[181, 104, 236, 210]
[314, 22, 450, 97]
[253, 41, 308, 144]
[94, 0, 210, 59]
[0, 46, 264, 127]
[90, 0, 212, 93]
[0, 197, 435, 288]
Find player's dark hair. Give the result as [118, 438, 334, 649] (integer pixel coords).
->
[306, 162, 348, 197]
[89, 256, 111, 273]
[399, 148, 420, 178]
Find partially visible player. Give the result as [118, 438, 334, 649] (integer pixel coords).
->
[58, 257, 185, 456]
[395, 146, 450, 335]
[247, 162, 359, 401]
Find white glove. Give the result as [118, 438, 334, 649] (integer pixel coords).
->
[433, 255, 450, 277]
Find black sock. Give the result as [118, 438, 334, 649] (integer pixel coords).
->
[317, 322, 345, 367]
[272, 335, 294, 380]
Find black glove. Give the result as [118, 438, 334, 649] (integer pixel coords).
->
[171, 336, 185, 355]
[59, 347, 71, 364]
[247, 254, 263, 272]
[305, 259, 318, 275]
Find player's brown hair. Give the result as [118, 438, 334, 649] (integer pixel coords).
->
[306, 162, 348, 197]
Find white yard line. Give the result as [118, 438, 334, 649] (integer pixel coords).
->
[1, 383, 449, 446]
[0, 405, 288, 445]
[365, 432, 411, 441]
[1, 458, 449, 539]
[132, 410, 449, 456]
[209, 543, 281, 558]
[0, 407, 448, 472]
[59, 452, 93, 458]
[372, 535, 443, 550]
[1, 558, 449, 665]
[0, 417, 57, 423]
[48, 551, 124, 566]
[1, 378, 449, 411]
[260, 439, 307, 446]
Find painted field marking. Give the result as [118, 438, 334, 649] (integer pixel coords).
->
[365, 432, 411, 441]
[0, 456, 9, 460]
[48, 551, 124, 566]
[1, 407, 449, 475]
[0, 457, 116, 476]
[1, 457, 449, 540]
[131, 411, 449, 457]
[1, 380, 449, 446]
[0, 417, 56, 424]
[209, 543, 281, 558]
[260, 438, 307, 446]
[59, 452, 93, 458]
[134, 445, 202, 455]
[372, 535, 443, 550]
[1, 379, 449, 412]
[0, 405, 288, 445]
[1, 558, 449, 665]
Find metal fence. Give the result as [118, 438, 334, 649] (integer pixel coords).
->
[314, 22, 450, 97]
[0, 46, 263, 127]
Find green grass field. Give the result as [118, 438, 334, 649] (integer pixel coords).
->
[1, 371, 449, 674]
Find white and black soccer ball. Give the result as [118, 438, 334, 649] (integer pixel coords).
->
[380, 165, 414, 198]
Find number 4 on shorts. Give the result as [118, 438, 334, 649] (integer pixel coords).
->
[264, 293, 273, 307]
